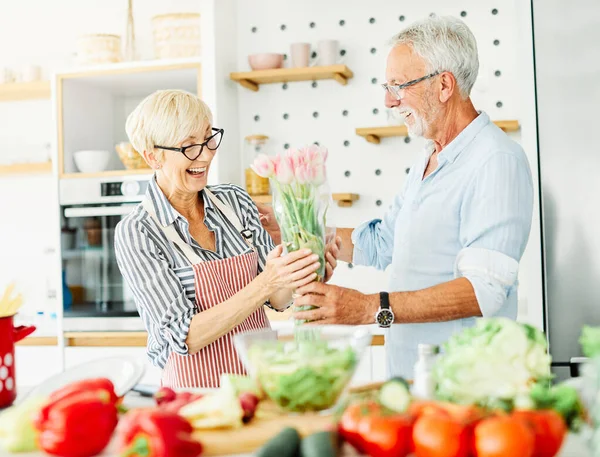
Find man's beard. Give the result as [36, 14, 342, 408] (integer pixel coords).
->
[392, 92, 440, 139]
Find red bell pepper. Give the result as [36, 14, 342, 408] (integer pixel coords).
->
[117, 409, 203, 457]
[33, 389, 118, 457]
[48, 377, 119, 405]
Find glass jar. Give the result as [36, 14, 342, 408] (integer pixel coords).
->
[244, 134, 271, 196]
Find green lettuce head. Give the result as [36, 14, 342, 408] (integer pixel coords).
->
[433, 317, 552, 407]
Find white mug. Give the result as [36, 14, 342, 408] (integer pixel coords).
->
[21, 65, 41, 82]
[290, 43, 311, 68]
[316, 39, 341, 66]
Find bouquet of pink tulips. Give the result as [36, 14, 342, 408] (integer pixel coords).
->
[252, 145, 332, 295]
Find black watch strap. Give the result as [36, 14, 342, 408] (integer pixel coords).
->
[379, 291, 390, 310]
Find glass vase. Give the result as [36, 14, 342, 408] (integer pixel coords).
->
[271, 181, 333, 324]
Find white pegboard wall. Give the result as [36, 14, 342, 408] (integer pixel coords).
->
[233, 0, 526, 293]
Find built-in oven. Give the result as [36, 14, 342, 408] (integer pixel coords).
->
[59, 175, 151, 330]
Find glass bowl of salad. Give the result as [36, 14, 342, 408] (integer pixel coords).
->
[233, 325, 372, 413]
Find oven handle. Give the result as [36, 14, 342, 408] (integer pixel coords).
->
[64, 205, 138, 218]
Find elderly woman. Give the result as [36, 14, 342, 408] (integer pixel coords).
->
[115, 89, 338, 388]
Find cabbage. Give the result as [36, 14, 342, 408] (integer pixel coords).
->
[0, 396, 48, 452]
[433, 317, 552, 407]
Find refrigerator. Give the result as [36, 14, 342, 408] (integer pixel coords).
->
[532, 0, 600, 380]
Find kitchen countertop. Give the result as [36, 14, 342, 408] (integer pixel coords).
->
[17, 321, 387, 347]
[2, 389, 593, 457]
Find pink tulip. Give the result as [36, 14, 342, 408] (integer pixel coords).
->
[271, 155, 281, 175]
[303, 144, 328, 168]
[285, 148, 301, 170]
[251, 154, 275, 178]
[319, 146, 328, 162]
[295, 164, 308, 184]
[305, 144, 320, 164]
[313, 164, 326, 186]
[276, 158, 294, 184]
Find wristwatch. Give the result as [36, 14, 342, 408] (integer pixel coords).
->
[375, 291, 395, 328]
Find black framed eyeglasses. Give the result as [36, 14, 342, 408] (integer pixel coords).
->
[154, 127, 224, 161]
[381, 71, 440, 100]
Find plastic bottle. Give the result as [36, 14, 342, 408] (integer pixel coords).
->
[412, 343, 440, 399]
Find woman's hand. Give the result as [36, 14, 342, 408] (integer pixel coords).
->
[324, 236, 342, 283]
[256, 202, 281, 245]
[261, 245, 320, 293]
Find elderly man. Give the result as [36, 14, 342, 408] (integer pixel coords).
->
[260, 15, 534, 378]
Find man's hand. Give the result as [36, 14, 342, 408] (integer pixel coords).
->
[292, 282, 377, 325]
[324, 236, 342, 283]
[256, 202, 281, 245]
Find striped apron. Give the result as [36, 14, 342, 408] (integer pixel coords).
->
[142, 189, 270, 388]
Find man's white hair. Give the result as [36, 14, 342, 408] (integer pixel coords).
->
[390, 15, 479, 99]
[126, 89, 213, 161]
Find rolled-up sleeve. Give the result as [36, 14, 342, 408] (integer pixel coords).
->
[456, 151, 533, 317]
[115, 217, 196, 367]
[352, 191, 404, 270]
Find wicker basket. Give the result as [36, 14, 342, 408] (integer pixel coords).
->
[152, 13, 201, 59]
[76, 34, 122, 65]
[116, 142, 150, 170]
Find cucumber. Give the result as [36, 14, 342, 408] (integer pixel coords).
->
[300, 431, 339, 457]
[256, 427, 301, 457]
[379, 377, 412, 412]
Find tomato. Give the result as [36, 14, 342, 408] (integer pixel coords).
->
[512, 410, 567, 457]
[412, 414, 471, 457]
[338, 401, 381, 454]
[359, 413, 413, 457]
[409, 400, 483, 424]
[474, 415, 535, 457]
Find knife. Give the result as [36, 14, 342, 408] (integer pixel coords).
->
[131, 384, 159, 397]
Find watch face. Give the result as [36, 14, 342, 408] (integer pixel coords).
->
[376, 309, 394, 327]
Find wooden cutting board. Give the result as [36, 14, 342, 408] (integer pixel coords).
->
[191, 382, 384, 456]
[192, 400, 335, 456]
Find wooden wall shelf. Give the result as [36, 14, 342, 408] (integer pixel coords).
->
[230, 65, 353, 92]
[356, 120, 520, 144]
[60, 168, 153, 179]
[0, 161, 52, 175]
[252, 192, 359, 208]
[0, 81, 51, 102]
[58, 58, 201, 80]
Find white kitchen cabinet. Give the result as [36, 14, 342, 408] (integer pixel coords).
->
[15, 346, 62, 389]
[64, 347, 162, 387]
[58, 60, 201, 177]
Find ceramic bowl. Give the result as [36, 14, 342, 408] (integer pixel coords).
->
[248, 53, 284, 71]
[73, 150, 112, 173]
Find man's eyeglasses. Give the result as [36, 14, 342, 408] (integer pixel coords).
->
[381, 71, 440, 100]
[154, 127, 224, 161]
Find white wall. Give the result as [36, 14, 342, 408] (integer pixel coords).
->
[0, 0, 543, 338]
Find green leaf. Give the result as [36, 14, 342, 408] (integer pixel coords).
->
[580, 326, 600, 358]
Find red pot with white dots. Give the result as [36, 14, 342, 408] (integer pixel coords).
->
[0, 315, 35, 408]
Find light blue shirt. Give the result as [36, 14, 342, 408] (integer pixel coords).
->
[352, 112, 534, 379]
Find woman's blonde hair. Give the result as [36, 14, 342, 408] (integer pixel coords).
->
[126, 89, 213, 161]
